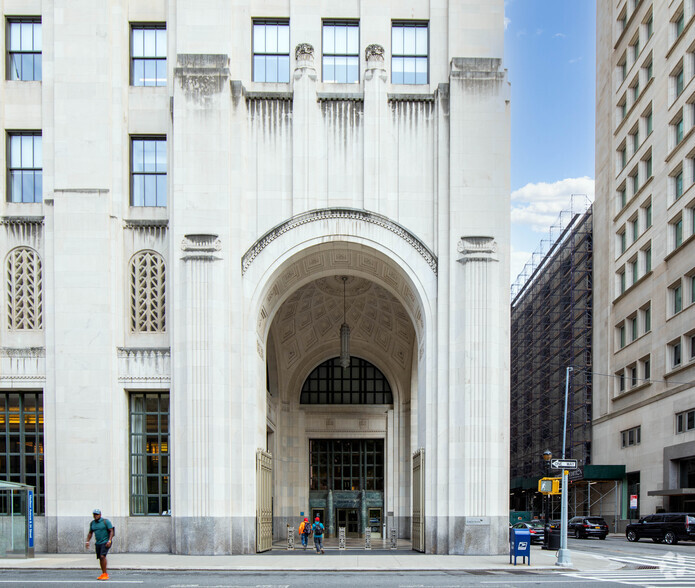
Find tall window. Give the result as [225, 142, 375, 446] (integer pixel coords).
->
[677, 408, 695, 433]
[301, 357, 393, 405]
[7, 18, 41, 81]
[7, 132, 42, 203]
[674, 283, 683, 313]
[392, 22, 428, 84]
[322, 21, 359, 83]
[131, 24, 166, 87]
[130, 393, 169, 515]
[621, 425, 641, 447]
[131, 137, 166, 206]
[6, 247, 42, 330]
[129, 251, 166, 333]
[0, 392, 44, 514]
[253, 20, 290, 83]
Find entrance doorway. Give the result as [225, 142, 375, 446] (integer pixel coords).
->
[336, 508, 359, 537]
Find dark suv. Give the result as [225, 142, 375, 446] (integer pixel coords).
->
[568, 516, 609, 539]
[625, 513, 695, 545]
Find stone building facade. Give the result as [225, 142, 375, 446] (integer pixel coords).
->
[0, 0, 510, 555]
[595, 0, 695, 522]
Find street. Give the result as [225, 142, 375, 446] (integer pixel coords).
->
[1, 536, 695, 587]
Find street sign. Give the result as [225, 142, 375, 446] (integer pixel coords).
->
[550, 459, 578, 470]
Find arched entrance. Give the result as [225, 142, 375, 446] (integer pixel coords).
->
[248, 239, 431, 548]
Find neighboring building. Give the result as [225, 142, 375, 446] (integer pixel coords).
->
[510, 204, 623, 524]
[595, 0, 695, 524]
[0, 2, 511, 555]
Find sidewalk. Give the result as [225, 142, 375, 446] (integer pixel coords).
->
[0, 545, 622, 573]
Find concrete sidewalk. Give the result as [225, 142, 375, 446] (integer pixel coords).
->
[0, 546, 621, 573]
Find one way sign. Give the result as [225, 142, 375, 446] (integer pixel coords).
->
[550, 459, 578, 470]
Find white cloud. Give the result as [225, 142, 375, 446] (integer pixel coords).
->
[553, 32, 566, 38]
[569, 56, 582, 64]
[536, 28, 543, 36]
[511, 177, 594, 233]
[504, 16, 511, 30]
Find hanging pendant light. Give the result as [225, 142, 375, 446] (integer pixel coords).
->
[339, 276, 350, 370]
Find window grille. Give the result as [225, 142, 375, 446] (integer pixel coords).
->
[130, 251, 166, 333]
[300, 357, 392, 405]
[6, 247, 42, 330]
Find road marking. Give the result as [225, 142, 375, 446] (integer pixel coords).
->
[0, 581, 143, 584]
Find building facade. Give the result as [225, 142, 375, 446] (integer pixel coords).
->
[0, 0, 510, 555]
[595, 0, 695, 522]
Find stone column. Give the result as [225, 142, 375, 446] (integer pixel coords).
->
[327, 490, 334, 537]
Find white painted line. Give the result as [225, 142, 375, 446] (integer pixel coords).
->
[0, 581, 143, 584]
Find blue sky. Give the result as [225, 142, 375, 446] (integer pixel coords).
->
[504, 0, 596, 283]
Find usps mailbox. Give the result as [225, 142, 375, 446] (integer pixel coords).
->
[509, 527, 531, 566]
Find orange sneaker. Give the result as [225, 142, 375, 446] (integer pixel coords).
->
[97, 573, 109, 580]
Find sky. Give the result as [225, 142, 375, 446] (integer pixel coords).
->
[504, 0, 596, 284]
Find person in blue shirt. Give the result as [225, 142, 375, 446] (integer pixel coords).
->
[312, 516, 325, 554]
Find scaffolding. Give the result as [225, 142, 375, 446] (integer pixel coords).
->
[510, 196, 596, 518]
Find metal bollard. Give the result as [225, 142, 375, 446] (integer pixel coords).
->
[365, 528, 371, 550]
[287, 526, 295, 550]
[338, 527, 346, 549]
[390, 528, 397, 550]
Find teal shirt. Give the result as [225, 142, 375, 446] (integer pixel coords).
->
[90, 518, 113, 544]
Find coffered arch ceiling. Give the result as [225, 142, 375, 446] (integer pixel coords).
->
[269, 275, 416, 403]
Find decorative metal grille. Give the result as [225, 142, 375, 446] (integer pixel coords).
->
[130, 251, 166, 333]
[310, 439, 384, 491]
[6, 247, 42, 330]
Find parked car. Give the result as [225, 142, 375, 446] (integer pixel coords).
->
[512, 521, 545, 544]
[625, 513, 695, 545]
[568, 516, 609, 539]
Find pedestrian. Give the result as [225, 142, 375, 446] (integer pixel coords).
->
[85, 509, 114, 581]
[298, 517, 312, 550]
[312, 516, 325, 554]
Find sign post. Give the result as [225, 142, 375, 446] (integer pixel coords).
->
[555, 366, 574, 568]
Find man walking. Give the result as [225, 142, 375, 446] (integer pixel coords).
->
[298, 517, 311, 550]
[312, 516, 325, 554]
[86, 509, 114, 580]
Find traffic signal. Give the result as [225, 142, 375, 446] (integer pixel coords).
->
[538, 477, 560, 495]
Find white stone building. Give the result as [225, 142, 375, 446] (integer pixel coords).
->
[0, 0, 510, 555]
[595, 0, 695, 524]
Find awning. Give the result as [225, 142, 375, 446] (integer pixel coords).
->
[648, 488, 695, 496]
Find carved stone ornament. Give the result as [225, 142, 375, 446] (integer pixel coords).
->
[295, 43, 315, 62]
[174, 54, 229, 106]
[365, 44, 385, 62]
[457, 236, 499, 263]
[181, 234, 222, 261]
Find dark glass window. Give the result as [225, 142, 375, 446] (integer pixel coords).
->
[7, 132, 42, 203]
[310, 439, 384, 491]
[392, 22, 428, 84]
[7, 18, 41, 81]
[130, 393, 169, 515]
[131, 24, 166, 87]
[323, 21, 359, 83]
[300, 357, 393, 405]
[253, 20, 290, 83]
[131, 137, 167, 206]
[0, 392, 44, 514]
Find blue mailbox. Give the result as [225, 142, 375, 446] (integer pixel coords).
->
[509, 527, 531, 566]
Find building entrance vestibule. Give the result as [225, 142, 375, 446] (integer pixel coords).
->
[336, 508, 359, 536]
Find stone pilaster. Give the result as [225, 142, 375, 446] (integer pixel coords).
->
[363, 44, 389, 213]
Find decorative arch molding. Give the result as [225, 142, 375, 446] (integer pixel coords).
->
[241, 208, 437, 276]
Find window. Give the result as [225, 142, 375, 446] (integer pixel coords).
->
[253, 20, 290, 83]
[647, 15, 653, 38]
[630, 259, 639, 284]
[392, 22, 428, 84]
[633, 130, 640, 153]
[310, 439, 384, 491]
[673, 340, 682, 366]
[632, 218, 639, 241]
[677, 69, 685, 97]
[646, 202, 652, 227]
[7, 18, 41, 81]
[677, 13, 685, 39]
[620, 324, 626, 348]
[621, 425, 641, 447]
[647, 111, 653, 134]
[676, 171, 684, 199]
[674, 283, 683, 313]
[620, 99, 627, 120]
[620, 147, 627, 169]
[643, 304, 651, 332]
[131, 137, 166, 206]
[633, 37, 640, 61]
[675, 217, 683, 247]
[0, 392, 44, 514]
[643, 357, 650, 380]
[129, 251, 166, 333]
[692, 275, 695, 303]
[691, 333, 695, 358]
[647, 60, 653, 81]
[130, 393, 169, 515]
[631, 316, 638, 341]
[301, 357, 393, 404]
[677, 409, 695, 433]
[630, 366, 638, 387]
[619, 269, 626, 294]
[645, 246, 652, 273]
[633, 80, 640, 101]
[620, 187, 627, 209]
[632, 171, 639, 194]
[620, 230, 627, 254]
[620, 59, 628, 81]
[645, 156, 652, 178]
[676, 118, 685, 145]
[7, 132, 42, 203]
[131, 25, 166, 87]
[322, 21, 359, 83]
[619, 371, 626, 392]
[6, 247, 43, 330]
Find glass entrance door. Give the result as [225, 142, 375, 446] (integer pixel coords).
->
[336, 508, 359, 537]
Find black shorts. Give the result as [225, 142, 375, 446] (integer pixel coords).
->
[95, 543, 110, 559]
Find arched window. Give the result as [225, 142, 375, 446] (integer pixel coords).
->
[130, 251, 166, 333]
[300, 357, 393, 404]
[6, 247, 42, 330]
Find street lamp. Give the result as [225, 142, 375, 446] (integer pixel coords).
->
[543, 450, 552, 527]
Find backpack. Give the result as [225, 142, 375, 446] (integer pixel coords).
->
[300, 521, 310, 535]
[313, 522, 324, 535]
